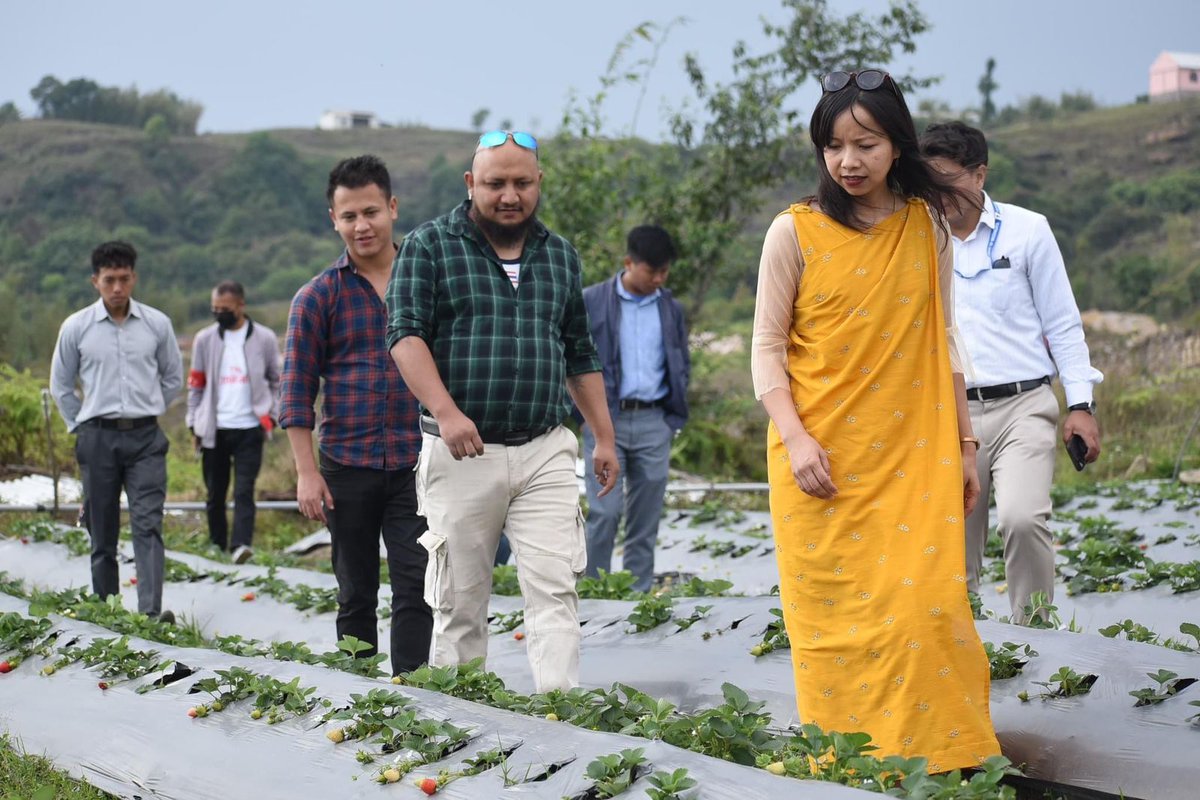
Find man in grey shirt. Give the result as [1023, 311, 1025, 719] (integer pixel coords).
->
[50, 241, 183, 620]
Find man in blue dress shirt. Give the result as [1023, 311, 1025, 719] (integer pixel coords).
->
[581, 225, 690, 592]
[50, 241, 182, 620]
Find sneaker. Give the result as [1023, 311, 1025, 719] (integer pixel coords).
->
[157, 610, 176, 625]
[231, 545, 254, 564]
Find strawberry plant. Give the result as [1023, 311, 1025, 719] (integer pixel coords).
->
[1181, 622, 1200, 650]
[488, 609, 524, 634]
[0, 571, 26, 597]
[1018, 592, 1062, 629]
[666, 577, 733, 598]
[190, 666, 258, 712]
[491, 565, 521, 596]
[1034, 666, 1098, 698]
[0, 612, 54, 668]
[750, 608, 790, 657]
[983, 641, 1038, 680]
[322, 688, 414, 742]
[1128, 669, 1198, 707]
[646, 767, 697, 799]
[1189, 700, 1200, 726]
[52, 636, 172, 685]
[673, 604, 712, 632]
[316, 635, 387, 678]
[251, 675, 324, 723]
[396, 659, 508, 704]
[626, 594, 674, 633]
[572, 748, 650, 799]
[577, 569, 641, 600]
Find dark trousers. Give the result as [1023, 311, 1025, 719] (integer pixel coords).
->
[75, 422, 168, 616]
[201, 427, 264, 551]
[320, 453, 432, 675]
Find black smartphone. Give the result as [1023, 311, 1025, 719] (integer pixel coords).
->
[1066, 434, 1088, 472]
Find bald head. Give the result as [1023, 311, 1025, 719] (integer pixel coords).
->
[464, 141, 543, 249]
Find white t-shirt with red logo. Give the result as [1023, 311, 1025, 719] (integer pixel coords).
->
[215, 325, 259, 429]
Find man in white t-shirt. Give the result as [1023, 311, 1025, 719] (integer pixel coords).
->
[186, 280, 282, 563]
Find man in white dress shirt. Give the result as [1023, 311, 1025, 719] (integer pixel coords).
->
[921, 121, 1102, 623]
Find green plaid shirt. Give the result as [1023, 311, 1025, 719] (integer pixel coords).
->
[386, 201, 601, 433]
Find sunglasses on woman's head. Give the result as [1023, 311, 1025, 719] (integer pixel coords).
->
[477, 130, 538, 152]
[821, 69, 890, 93]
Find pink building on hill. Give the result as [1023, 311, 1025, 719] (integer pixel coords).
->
[1149, 51, 1200, 102]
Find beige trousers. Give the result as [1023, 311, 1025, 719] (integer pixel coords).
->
[415, 424, 586, 692]
[965, 384, 1059, 623]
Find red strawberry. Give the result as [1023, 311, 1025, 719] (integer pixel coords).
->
[98, 681, 109, 690]
[129, 576, 137, 585]
[419, 777, 438, 795]
[0, 661, 12, 674]
[20, 538, 29, 545]
[513, 631, 525, 641]
[241, 592, 256, 602]
[187, 707, 198, 718]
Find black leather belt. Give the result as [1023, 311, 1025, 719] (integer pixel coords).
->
[89, 416, 157, 431]
[419, 416, 550, 446]
[618, 398, 665, 411]
[966, 377, 1050, 402]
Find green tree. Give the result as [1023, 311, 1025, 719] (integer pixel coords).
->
[470, 108, 490, 130]
[0, 102, 19, 125]
[978, 57, 998, 124]
[542, 0, 935, 313]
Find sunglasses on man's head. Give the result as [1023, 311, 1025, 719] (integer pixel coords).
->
[477, 130, 538, 152]
[821, 69, 891, 93]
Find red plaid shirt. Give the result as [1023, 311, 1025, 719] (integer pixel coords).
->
[278, 252, 420, 470]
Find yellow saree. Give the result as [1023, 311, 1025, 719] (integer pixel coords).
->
[766, 199, 1000, 771]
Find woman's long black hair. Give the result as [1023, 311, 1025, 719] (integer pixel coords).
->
[809, 72, 968, 232]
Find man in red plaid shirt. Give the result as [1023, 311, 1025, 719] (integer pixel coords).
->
[279, 154, 430, 675]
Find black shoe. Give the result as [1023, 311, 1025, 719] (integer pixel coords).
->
[157, 610, 176, 625]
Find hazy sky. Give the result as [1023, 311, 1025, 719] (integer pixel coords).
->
[3, 0, 1197, 137]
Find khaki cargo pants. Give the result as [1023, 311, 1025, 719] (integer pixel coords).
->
[416, 424, 586, 692]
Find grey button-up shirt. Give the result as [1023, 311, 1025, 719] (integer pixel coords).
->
[50, 298, 183, 432]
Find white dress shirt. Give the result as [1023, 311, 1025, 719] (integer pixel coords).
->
[951, 192, 1102, 406]
[50, 298, 183, 431]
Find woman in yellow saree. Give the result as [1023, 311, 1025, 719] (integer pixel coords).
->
[751, 69, 1001, 771]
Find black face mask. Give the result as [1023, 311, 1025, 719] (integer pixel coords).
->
[213, 310, 238, 330]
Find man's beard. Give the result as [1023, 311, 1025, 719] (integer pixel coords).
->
[470, 198, 540, 250]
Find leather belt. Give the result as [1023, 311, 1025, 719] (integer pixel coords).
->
[618, 398, 665, 411]
[419, 416, 550, 447]
[966, 377, 1050, 402]
[89, 416, 157, 431]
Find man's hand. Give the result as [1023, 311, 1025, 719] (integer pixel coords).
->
[296, 470, 334, 523]
[192, 434, 202, 454]
[436, 409, 485, 460]
[1063, 410, 1101, 463]
[961, 446, 981, 517]
[783, 431, 837, 499]
[591, 440, 620, 497]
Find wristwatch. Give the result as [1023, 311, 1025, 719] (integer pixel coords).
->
[1067, 401, 1096, 415]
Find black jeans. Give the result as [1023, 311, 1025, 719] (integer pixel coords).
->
[75, 422, 168, 616]
[320, 453, 432, 675]
[201, 427, 264, 551]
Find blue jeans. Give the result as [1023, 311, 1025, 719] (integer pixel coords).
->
[582, 407, 673, 592]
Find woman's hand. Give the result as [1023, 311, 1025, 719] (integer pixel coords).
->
[961, 445, 981, 517]
[784, 431, 837, 499]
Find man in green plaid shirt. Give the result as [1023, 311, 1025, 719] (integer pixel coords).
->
[387, 130, 618, 692]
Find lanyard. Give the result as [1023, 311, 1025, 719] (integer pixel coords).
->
[986, 199, 1003, 264]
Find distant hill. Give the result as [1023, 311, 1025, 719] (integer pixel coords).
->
[1, 97, 1198, 369]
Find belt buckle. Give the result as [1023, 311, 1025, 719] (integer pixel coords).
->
[117, 418, 135, 431]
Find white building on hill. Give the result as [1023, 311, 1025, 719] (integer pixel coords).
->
[318, 110, 381, 130]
